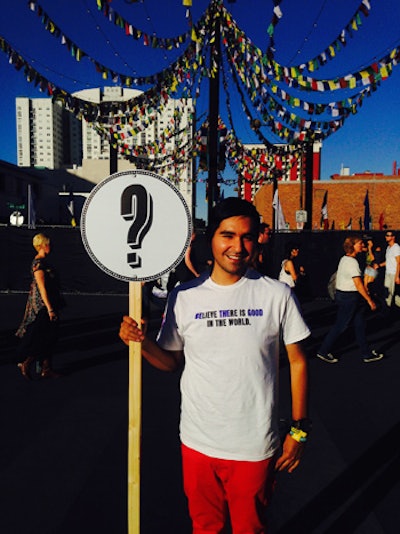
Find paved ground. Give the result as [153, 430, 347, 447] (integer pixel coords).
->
[0, 292, 399, 534]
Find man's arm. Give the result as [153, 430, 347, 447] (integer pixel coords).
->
[395, 254, 400, 283]
[275, 341, 308, 473]
[353, 276, 377, 309]
[119, 315, 184, 372]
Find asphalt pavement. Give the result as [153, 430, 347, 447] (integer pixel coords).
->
[0, 292, 399, 534]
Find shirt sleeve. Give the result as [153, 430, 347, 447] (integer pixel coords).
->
[349, 257, 362, 277]
[32, 258, 45, 273]
[281, 291, 311, 346]
[156, 290, 184, 351]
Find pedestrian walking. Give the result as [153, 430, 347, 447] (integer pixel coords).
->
[363, 235, 380, 289]
[375, 230, 400, 310]
[254, 222, 272, 275]
[15, 233, 63, 379]
[317, 234, 384, 364]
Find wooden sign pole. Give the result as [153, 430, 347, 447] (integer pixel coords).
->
[80, 171, 191, 533]
[128, 281, 142, 534]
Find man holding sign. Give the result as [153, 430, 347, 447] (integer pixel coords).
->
[120, 197, 310, 533]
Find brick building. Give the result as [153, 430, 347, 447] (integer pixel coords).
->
[241, 141, 322, 202]
[254, 171, 400, 231]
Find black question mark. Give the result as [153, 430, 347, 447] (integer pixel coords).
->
[121, 184, 153, 268]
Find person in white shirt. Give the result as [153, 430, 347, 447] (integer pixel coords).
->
[376, 231, 400, 308]
[278, 242, 299, 288]
[120, 197, 310, 533]
[317, 234, 383, 364]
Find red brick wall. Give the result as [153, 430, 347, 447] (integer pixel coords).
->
[254, 177, 400, 230]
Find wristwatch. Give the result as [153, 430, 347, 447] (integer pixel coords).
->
[291, 418, 312, 433]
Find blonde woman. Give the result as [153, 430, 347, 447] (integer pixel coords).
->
[16, 233, 63, 379]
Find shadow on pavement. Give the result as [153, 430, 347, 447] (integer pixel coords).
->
[0, 293, 399, 533]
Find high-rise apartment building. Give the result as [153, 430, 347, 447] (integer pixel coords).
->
[73, 87, 195, 212]
[16, 87, 195, 214]
[73, 87, 142, 161]
[16, 97, 67, 169]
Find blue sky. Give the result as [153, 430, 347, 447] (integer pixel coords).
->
[1, 0, 400, 218]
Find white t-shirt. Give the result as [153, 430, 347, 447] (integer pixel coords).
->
[385, 243, 400, 275]
[279, 259, 295, 287]
[157, 270, 310, 461]
[335, 255, 361, 292]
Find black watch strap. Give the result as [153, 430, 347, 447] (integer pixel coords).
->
[291, 418, 312, 433]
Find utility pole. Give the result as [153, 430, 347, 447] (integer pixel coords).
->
[304, 141, 313, 230]
[191, 109, 197, 221]
[207, 4, 221, 223]
[272, 170, 278, 231]
[110, 143, 118, 175]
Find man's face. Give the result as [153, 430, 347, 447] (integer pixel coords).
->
[211, 215, 257, 284]
[385, 232, 395, 245]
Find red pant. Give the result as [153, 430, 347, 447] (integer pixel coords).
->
[181, 444, 276, 534]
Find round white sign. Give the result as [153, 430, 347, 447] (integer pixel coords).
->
[10, 211, 24, 227]
[81, 171, 192, 282]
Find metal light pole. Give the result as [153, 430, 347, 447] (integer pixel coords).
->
[304, 142, 313, 230]
[110, 143, 118, 175]
[272, 170, 278, 231]
[207, 4, 221, 223]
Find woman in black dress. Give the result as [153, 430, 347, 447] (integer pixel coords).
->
[16, 233, 63, 379]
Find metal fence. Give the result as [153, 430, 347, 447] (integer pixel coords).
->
[0, 225, 390, 298]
